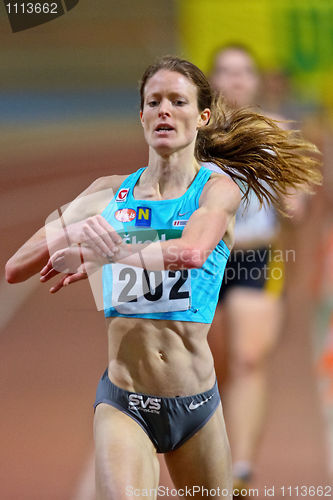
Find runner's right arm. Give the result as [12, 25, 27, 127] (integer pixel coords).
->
[5, 175, 125, 283]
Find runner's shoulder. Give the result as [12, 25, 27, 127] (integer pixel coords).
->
[201, 171, 241, 210]
[86, 174, 129, 195]
[66, 174, 129, 218]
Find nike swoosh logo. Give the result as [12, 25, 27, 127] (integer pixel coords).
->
[178, 211, 190, 217]
[189, 394, 214, 410]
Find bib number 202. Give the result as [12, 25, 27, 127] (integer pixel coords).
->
[112, 265, 191, 314]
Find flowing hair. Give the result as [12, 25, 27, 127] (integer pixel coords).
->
[139, 56, 322, 213]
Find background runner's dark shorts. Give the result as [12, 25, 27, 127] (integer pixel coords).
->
[219, 247, 284, 301]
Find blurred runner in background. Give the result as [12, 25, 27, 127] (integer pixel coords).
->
[206, 44, 306, 495]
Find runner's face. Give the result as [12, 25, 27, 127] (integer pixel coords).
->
[211, 49, 259, 107]
[140, 70, 210, 156]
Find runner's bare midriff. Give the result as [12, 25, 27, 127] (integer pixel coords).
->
[106, 316, 215, 397]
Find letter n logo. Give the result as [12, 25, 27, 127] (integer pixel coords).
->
[135, 207, 152, 227]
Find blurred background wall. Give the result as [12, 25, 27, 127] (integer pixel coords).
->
[180, 0, 333, 114]
[1, 0, 177, 88]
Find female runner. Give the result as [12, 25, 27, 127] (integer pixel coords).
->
[6, 56, 321, 499]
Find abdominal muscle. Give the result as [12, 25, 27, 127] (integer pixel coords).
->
[106, 316, 216, 397]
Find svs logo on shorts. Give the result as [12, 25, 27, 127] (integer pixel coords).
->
[128, 394, 161, 414]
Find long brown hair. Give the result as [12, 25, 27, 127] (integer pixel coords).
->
[139, 56, 322, 212]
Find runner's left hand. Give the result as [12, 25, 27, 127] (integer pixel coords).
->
[39, 245, 112, 293]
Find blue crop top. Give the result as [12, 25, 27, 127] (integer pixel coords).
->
[100, 166, 230, 324]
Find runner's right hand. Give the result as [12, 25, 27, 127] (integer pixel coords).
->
[66, 215, 122, 259]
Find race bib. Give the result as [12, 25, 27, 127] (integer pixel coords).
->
[110, 263, 191, 314]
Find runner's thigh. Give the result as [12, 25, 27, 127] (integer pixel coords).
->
[226, 288, 282, 366]
[164, 404, 232, 497]
[94, 403, 160, 500]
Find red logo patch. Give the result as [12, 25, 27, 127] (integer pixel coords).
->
[115, 188, 129, 202]
[114, 208, 136, 222]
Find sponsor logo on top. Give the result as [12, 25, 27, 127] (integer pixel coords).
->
[135, 207, 152, 227]
[172, 219, 188, 227]
[115, 188, 129, 202]
[115, 208, 136, 222]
